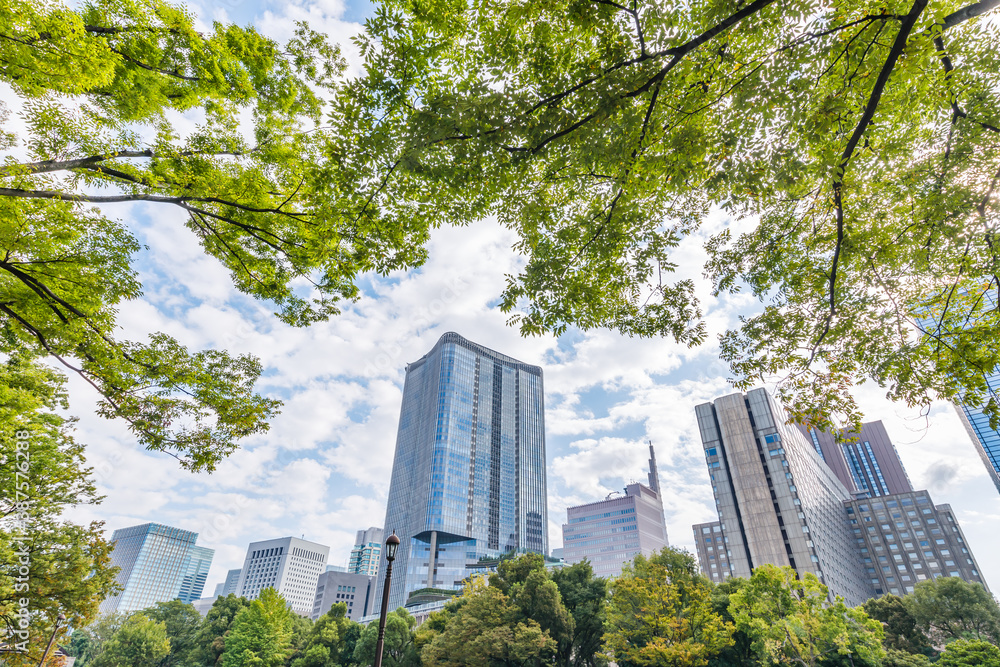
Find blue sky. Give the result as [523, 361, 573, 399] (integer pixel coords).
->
[57, 0, 1000, 596]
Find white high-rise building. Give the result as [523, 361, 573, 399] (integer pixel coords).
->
[236, 537, 329, 616]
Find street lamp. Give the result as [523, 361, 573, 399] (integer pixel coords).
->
[373, 531, 401, 667]
[37, 613, 65, 667]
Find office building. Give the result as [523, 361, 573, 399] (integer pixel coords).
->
[377, 332, 549, 610]
[349, 527, 384, 577]
[100, 523, 215, 613]
[562, 445, 669, 578]
[236, 537, 329, 616]
[213, 582, 224, 597]
[846, 491, 988, 595]
[796, 421, 912, 497]
[692, 389, 871, 606]
[177, 545, 214, 603]
[192, 596, 218, 616]
[312, 570, 374, 621]
[221, 568, 241, 596]
[693, 389, 990, 603]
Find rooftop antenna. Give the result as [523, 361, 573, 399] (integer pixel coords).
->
[647, 441, 661, 494]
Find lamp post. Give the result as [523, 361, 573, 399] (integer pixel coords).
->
[373, 531, 400, 667]
[37, 613, 65, 667]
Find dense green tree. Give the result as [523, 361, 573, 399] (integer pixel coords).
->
[336, 0, 1000, 433]
[706, 578, 756, 667]
[729, 565, 885, 667]
[884, 649, 934, 667]
[420, 581, 556, 667]
[142, 599, 203, 667]
[936, 638, 1000, 667]
[862, 594, 935, 657]
[64, 612, 130, 667]
[354, 608, 420, 667]
[0, 0, 355, 469]
[603, 547, 733, 666]
[189, 594, 251, 667]
[550, 560, 609, 667]
[490, 553, 575, 658]
[287, 613, 314, 659]
[90, 613, 171, 667]
[289, 603, 359, 667]
[0, 357, 119, 666]
[904, 577, 1000, 644]
[221, 588, 293, 667]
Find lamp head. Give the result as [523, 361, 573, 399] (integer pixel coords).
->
[385, 531, 400, 561]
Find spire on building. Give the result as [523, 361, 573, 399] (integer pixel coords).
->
[647, 442, 661, 494]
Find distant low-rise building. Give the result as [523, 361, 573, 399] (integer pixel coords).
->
[562, 445, 669, 578]
[192, 596, 218, 616]
[312, 571, 374, 621]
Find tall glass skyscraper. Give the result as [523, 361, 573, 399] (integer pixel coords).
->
[955, 378, 1000, 494]
[100, 523, 214, 613]
[920, 290, 1000, 494]
[377, 332, 548, 610]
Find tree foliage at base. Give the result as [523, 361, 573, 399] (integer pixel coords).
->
[420, 580, 557, 667]
[220, 588, 293, 667]
[603, 548, 734, 667]
[729, 564, 885, 667]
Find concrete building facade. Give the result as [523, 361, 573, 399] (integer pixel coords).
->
[100, 523, 214, 614]
[377, 332, 548, 610]
[312, 570, 374, 621]
[348, 527, 383, 577]
[693, 389, 871, 606]
[236, 537, 329, 616]
[847, 491, 989, 595]
[693, 389, 991, 603]
[562, 445, 668, 578]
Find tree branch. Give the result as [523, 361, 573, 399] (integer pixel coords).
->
[828, 0, 928, 314]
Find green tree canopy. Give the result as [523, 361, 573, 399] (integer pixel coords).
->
[0, 0, 356, 469]
[936, 638, 1000, 667]
[289, 603, 358, 667]
[420, 580, 557, 667]
[141, 599, 203, 667]
[903, 577, 1000, 644]
[603, 547, 734, 666]
[550, 560, 610, 667]
[189, 594, 251, 667]
[706, 578, 756, 667]
[354, 607, 420, 667]
[220, 588, 293, 667]
[489, 553, 575, 657]
[90, 613, 171, 667]
[0, 357, 119, 666]
[334, 0, 1000, 432]
[861, 594, 935, 656]
[883, 649, 934, 667]
[729, 564, 885, 667]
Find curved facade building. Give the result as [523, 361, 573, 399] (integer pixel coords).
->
[377, 332, 548, 610]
